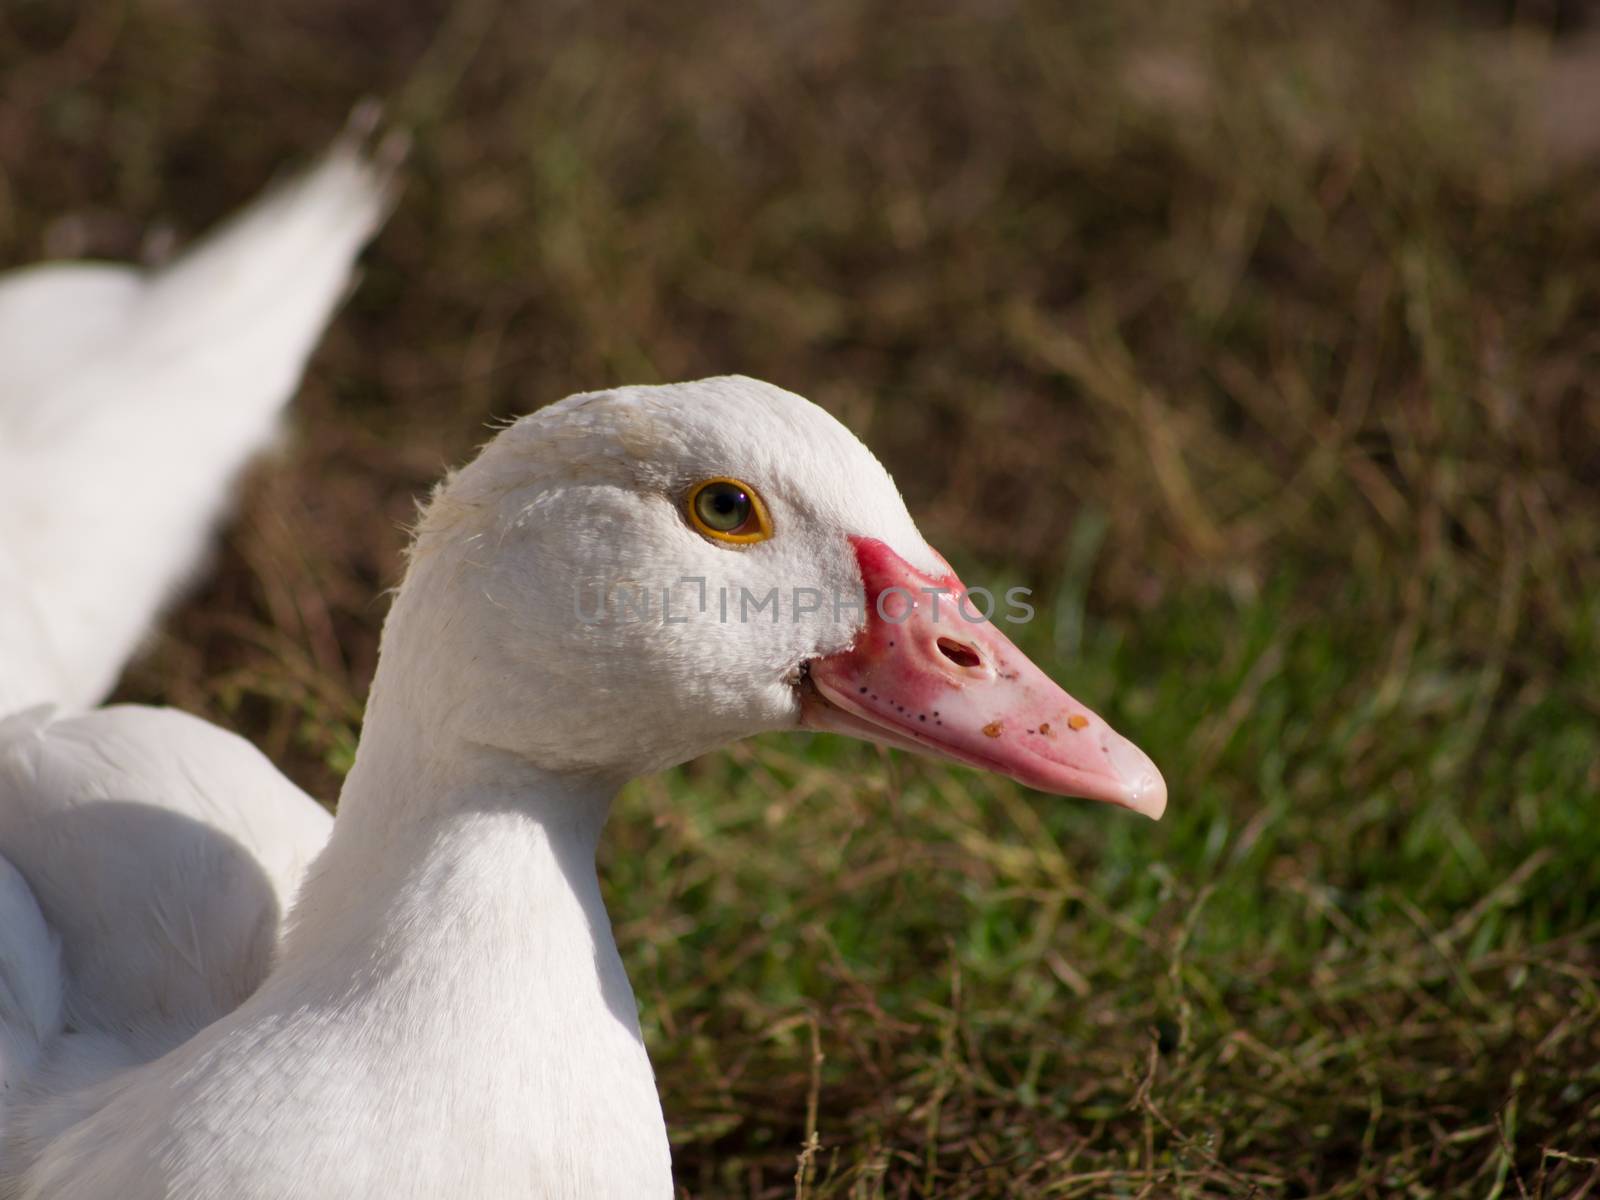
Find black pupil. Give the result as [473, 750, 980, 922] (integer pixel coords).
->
[701, 484, 750, 530]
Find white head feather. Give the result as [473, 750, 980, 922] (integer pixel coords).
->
[363, 375, 942, 786]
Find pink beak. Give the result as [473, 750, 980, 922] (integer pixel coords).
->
[801, 537, 1166, 819]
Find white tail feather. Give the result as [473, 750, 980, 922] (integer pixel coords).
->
[0, 116, 401, 714]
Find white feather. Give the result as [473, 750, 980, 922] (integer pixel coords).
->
[0, 124, 397, 714]
[2, 377, 944, 1199]
[0, 121, 396, 1190]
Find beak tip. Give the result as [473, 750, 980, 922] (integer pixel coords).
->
[1105, 734, 1167, 820]
[1126, 773, 1168, 820]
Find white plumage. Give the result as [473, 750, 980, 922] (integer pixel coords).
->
[0, 306, 1162, 1194]
[0, 117, 399, 715]
[0, 118, 397, 1194]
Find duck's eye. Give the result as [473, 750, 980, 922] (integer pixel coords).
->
[686, 477, 772, 544]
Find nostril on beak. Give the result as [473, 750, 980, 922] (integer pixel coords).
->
[936, 637, 983, 670]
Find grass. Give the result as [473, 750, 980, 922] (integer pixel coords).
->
[4, 0, 1599, 1195]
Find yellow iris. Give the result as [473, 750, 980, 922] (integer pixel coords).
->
[686, 478, 772, 544]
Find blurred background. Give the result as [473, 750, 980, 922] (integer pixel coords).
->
[4, 1, 1598, 1195]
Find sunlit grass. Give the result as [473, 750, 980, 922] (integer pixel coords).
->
[614, 571, 1599, 1195]
[9, 0, 1596, 1194]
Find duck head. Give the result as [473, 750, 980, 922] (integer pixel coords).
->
[387, 375, 1164, 818]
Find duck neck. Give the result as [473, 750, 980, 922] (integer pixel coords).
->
[288, 705, 626, 993]
[259, 672, 672, 1195]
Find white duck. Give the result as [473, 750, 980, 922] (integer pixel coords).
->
[0, 111, 399, 716]
[0, 376, 1165, 1199]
